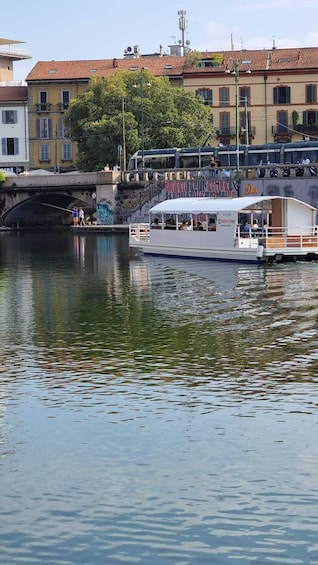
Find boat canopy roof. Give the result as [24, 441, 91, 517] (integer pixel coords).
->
[149, 196, 316, 215]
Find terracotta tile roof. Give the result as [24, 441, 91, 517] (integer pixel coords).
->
[26, 56, 186, 81]
[183, 47, 318, 74]
[0, 85, 27, 102]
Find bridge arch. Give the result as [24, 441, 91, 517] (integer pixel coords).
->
[2, 192, 95, 227]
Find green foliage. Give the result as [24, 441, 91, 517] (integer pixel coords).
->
[292, 110, 299, 127]
[0, 171, 6, 183]
[185, 51, 202, 68]
[63, 70, 214, 171]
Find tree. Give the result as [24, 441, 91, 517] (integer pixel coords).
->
[63, 70, 214, 171]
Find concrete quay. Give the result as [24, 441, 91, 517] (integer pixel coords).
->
[71, 224, 129, 233]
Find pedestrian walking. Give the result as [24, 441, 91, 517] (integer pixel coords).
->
[78, 207, 85, 226]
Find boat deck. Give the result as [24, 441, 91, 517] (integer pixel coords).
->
[129, 223, 318, 263]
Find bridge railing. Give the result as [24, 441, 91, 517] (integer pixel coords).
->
[121, 163, 318, 183]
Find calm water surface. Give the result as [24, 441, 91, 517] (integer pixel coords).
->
[1, 231, 318, 564]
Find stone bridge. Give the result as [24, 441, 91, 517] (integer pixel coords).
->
[0, 171, 120, 227]
[1, 165, 318, 227]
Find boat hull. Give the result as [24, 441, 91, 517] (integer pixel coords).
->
[131, 242, 260, 263]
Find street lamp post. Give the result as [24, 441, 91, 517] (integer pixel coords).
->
[122, 97, 126, 171]
[242, 95, 249, 146]
[233, 59, 239, 181]
[225, 59, 239, 181]
[140, 72, 145, 168]
[225, 59, 251, 183]
[133, 68, 151, 169]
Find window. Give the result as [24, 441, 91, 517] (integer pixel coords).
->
[306, 84, 317, 104]
[62, 143, 72, 161]
[239, 86, 250, 105]
[60, 90, 70, 110]
[57, 118, 67, 138]
[239, 111, 251, 133]
[39, 144, 50, 161]
[219, 112, 230, 133]
[1, 137, 19, 155]
[303, 110, 318, 127]
[277, 110, 288, 132]
[38, 90, 49, 111]
[273, 86, 291, 104]
[219, 87, 229, 106]
[195, 88, 213, 106]
[36, 118, 52, 139]
[2, 110, 17, 124]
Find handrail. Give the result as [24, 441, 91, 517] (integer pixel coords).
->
[124, 162, 318, 183]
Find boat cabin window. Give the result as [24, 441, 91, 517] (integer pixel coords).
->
[207, 214, 217, 231]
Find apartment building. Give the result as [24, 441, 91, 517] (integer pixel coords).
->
[25, 45, 318, 171]
[0, 38, 31, 172]
[183, 47, 318, 147]
[26, 53, 185, 171]
[0, 85, 28, 171]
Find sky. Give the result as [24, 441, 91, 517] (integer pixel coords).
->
[4, 0, 318, 81]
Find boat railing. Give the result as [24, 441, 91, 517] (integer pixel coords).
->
[235, 225, 318, 250]
[129, 223, 150, 242]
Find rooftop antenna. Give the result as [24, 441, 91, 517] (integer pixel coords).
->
[230, 33, 234, 51]
[178, 10, 187, 51]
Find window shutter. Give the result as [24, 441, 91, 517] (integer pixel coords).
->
[2, 138, 7, 155]
[48, 119, 52, 139]
[287, 87, 291, 104]
[36, 119, 40, 138]
[13, 110, 17, 124]
[1, 111, 5, 124]
[14, 138, 19, 155]
[273, 87, 278, 104]
[303, 111, 308, 125]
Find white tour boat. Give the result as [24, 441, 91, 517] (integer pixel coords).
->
[129, 196, 318, 263]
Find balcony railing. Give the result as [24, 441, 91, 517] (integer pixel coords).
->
[216, 126, 256, 138]
[58, 102, 69, 112]
[294, 123, 318, 134]
[35, 103, 51, 113]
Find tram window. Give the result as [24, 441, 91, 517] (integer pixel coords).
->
[180, 156, 199, 168]
[143, 156, 175, 169]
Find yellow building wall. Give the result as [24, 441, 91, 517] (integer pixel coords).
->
[28, 81, 87, 171]
[183, 70, 318, 147]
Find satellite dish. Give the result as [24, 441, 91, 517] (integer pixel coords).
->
[127, 46, 132, 52]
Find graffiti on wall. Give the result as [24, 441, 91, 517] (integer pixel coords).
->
[166, 179, 237, 198]
[96, 199, 113, 225]
[241, 178, 318, 210]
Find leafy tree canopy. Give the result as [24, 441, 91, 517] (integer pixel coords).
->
[63, 70, 214, 171]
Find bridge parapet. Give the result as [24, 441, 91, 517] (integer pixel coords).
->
[121, 163, 318, 183]
[1, 170, 121, 190]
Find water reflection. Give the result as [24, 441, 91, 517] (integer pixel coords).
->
[0, 233, 318, 564]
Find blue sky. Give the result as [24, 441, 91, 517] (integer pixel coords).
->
[4, 0, 318, 81]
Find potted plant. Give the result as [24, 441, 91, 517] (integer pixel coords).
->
[292, 110, 299, 129]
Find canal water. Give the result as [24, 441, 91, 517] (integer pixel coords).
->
[1, 231, 318, 565]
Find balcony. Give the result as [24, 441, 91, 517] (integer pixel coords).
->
[35, 103, 51, 113]
[216, 127, 236, 138]
[58, 102, 69, 112]
[272, 125, 292, 142]
[216, 126, 256, 140]
[294, 123, 318, 137]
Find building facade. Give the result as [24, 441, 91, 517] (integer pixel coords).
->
[0, 38, 31, 172]
[183, 47, 318, 147]
[26, 54, 184, 171]
[25, 46, 318, 171]
[0, 85, 28, 171]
